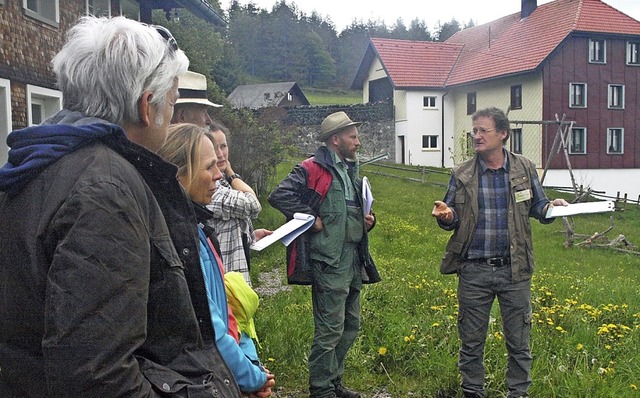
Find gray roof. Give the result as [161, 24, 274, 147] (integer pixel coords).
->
[227, 82, 309, 109]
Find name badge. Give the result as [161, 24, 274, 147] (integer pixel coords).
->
[515, 189, 531, 203]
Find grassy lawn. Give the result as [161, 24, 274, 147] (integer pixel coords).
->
[250, 159, 640, 397]
[303, 87, 363, 105]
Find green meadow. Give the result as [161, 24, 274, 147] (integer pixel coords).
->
[250, 159, 640, 397]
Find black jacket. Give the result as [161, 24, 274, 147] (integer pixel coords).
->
[0, 113, 240, 397]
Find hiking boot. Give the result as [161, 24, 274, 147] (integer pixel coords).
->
[334, 383, 363, 398]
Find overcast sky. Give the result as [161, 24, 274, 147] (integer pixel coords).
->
[221, 0, 640, 32]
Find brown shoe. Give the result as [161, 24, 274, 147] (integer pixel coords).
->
[335, 384, 363, 398]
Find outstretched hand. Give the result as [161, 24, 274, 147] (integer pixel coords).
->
[432, 200, 453, 224]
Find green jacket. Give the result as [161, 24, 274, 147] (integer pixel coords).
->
[268, 146, 380, 285]
[439, 151, 552, 282]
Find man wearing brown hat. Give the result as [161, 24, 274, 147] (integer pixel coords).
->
[171, 70, 222, 127]
[268, 111, 381, 398]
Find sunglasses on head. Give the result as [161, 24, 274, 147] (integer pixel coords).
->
[142, 23, 178, 52]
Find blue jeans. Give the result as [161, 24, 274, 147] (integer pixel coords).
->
[457, 260, 532, 398]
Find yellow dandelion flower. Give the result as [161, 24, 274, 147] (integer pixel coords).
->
[378, 346, 387, 356]
[268, 357, 275, 362]
[605, 345, 612, 350]
[432, 322, 440, 327]
[404, 336, 410, 343]
[577, 343, 583, 350]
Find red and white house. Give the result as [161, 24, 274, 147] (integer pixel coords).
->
[352, 0, 640, 199]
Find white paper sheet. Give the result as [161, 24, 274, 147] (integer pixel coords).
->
[362, 176, 374, 215]
[545, 201, 615, 218]
[250, 213, 315, 251]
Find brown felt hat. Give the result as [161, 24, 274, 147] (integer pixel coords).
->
[317, 111, 362, 142]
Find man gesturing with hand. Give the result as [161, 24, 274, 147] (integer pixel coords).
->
[432, 107, 568, 398]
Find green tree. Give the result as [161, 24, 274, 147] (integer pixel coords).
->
[153, 11, 224, 78]
[390, 18, 408, 39]
[435, 18, 461, 41]
[304, 30, 337, 87]
[407, 18, 432, 41]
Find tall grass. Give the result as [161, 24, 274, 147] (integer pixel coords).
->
[250, 159, 640, 397]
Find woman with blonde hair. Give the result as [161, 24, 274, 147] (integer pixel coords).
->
[158, 123, 275, 398]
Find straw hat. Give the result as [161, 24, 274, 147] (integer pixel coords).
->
[317, 111, 362, 142]
[176, 71, 222, 108]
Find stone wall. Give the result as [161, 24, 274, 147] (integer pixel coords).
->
[255, 101, 396, 160]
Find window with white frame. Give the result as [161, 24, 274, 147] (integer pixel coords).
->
[569, 83, 587, 108]
[120, 0, 139, 20]
[0, 79, 11, 165]
[589, 38, 606, 63]
[627, 41, 640, 65]
[87, 0, 110, 17]
[569, 127, 586, 154]
[511, 128, 522, 154]
[423, 96, 437, 109]
[27, 85, 62, 126]
[422, 135, 438, 149]
[23, 0, 59, 27]
[608, 84, 624, 109]
[607, 128, 623, 154]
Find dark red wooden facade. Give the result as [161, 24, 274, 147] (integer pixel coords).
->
[542, 33, 640, 169]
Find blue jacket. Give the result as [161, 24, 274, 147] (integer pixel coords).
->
[196, 206, 266, 393]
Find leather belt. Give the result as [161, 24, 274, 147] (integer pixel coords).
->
[473, 257, 511, 267]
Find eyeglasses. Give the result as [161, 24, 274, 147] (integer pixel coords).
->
[471, 127, 495, 136]
[143, 24, 178, 52]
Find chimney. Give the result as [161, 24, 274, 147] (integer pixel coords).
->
[521, 0, 537, 18]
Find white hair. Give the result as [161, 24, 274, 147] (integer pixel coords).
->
[52, 16, 189, 125]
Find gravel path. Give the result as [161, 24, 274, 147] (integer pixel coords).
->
[254, 268, 291, 297]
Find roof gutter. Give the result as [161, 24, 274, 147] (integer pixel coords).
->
[174, 0, 227, 27]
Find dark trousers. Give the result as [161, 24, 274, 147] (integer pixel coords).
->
[308, 243, 361, 398]
[457, 261, 532, 398]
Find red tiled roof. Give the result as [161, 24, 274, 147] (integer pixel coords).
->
[367, 0, 640, 88]
[370, 38, 463, 88]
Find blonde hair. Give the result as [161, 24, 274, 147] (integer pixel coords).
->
[158, 123, 216, 192]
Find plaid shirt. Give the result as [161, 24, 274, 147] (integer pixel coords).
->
[207, 179, 261, 285]
[467, 156, 511, 259]
[443, 153, 548, 259]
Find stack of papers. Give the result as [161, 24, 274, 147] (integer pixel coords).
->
[250, 213, 315, 251]
[362, 176, 373, 215]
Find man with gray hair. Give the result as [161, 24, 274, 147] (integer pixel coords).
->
[0, 16, 240, 397]
[171, 70, 222, 127]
